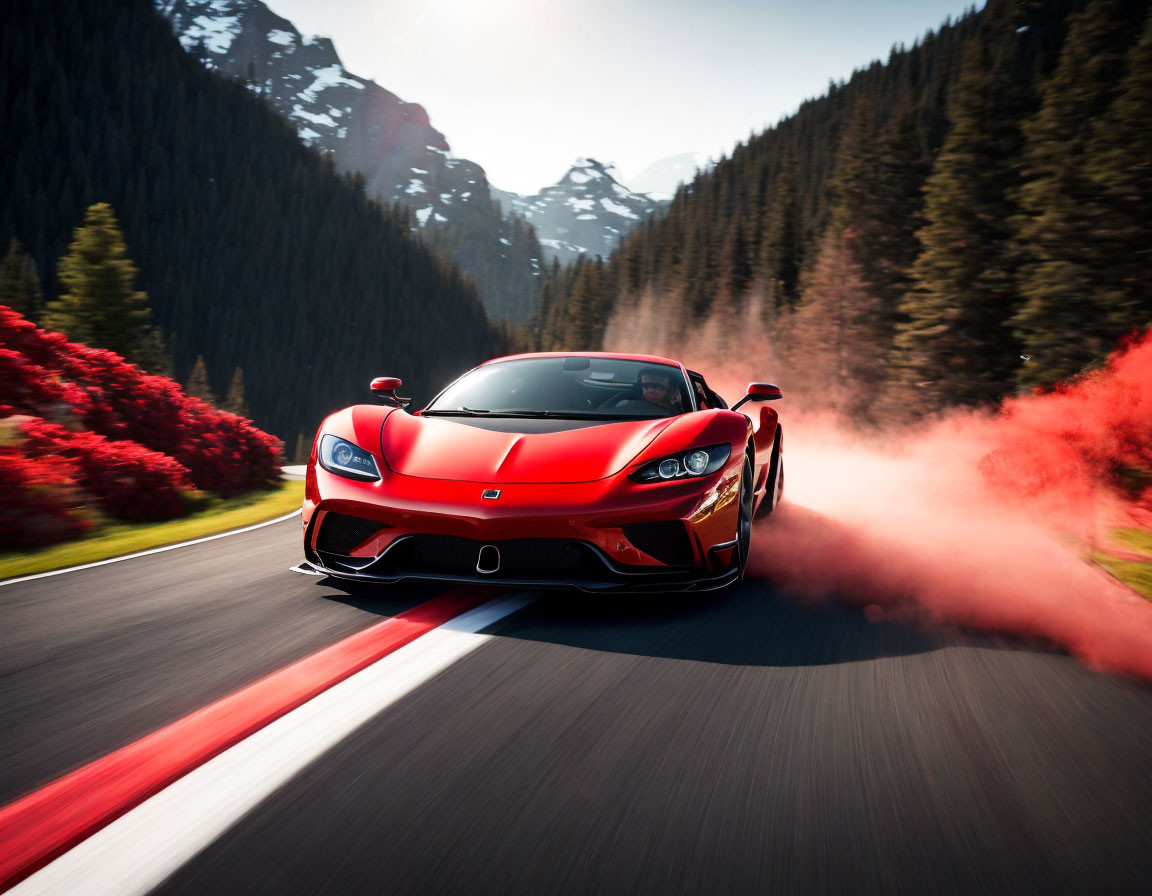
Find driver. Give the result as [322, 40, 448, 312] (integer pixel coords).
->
[638, 369, 679, 412]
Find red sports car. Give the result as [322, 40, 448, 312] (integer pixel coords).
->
[299, 352, 783, 593]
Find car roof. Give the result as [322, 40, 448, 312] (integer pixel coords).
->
[481, 351, 686, 369]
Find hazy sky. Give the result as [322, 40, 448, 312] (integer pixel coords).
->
[267, 0, 982, 193]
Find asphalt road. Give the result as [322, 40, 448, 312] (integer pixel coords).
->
[3, 517, 1152, 894]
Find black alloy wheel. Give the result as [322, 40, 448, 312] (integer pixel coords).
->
[732, 454, 755, 584]
[756, 433, 784, 518]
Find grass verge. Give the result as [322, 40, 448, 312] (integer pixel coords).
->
[1111, 527, 1152, 556]
[1093, 554, 1152, 602]
[0, 480, 304, 581]
[1091, 525, 1152, 603]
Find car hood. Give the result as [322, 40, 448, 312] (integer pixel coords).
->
[380, 412, 676, 483]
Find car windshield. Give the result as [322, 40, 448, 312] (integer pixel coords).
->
[424, 357, 692, 419]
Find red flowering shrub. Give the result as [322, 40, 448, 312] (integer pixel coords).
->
[0, 447, 91, 549]
[0, 306, 281, 497]
[0, 349, 91, 419]
[20, 419, 192, 521]
[0, 305, 284, 547]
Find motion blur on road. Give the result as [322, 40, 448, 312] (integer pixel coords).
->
[1, 515, 1150, 894]
[4, 0, 1152, 891]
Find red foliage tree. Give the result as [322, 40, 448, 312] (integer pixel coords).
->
[0, 448, 91, 548]
[19, 418, 193, 521]
[0, 306, 281, 496]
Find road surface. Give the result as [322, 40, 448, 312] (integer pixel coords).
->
[1, 516, 1150, 894]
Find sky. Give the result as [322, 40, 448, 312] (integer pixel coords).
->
[267, 0, 983, 194]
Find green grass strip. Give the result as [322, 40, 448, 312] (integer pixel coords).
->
[1111, 527, 1152, 557]
[0, 480, 304, 581]
[1091, 524, 1152, 602]
[1093, 553, 1152, 603]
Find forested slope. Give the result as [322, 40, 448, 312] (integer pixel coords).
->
[537, 0, 1151, 421]
[0, 0, 498, 442]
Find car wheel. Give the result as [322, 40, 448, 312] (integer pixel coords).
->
[731, 454, 755, 585]
[756, 434, 784, 518]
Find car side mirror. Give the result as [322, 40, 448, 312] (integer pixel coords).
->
[370, 376, 410, 409]
[731, 382, 782, 411]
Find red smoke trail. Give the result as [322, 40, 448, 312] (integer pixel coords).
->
[608, 305, 1152, 680]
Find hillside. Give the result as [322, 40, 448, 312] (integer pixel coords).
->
[155, 0, 544, 323]
[534, 0, 1152, 422]
[0, 0, 499, 443]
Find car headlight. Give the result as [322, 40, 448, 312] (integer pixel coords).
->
[318, 434, 381, 482]
[630, 444, 731, 482]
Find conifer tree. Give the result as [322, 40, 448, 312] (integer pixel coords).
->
[759, 149, 802, 310]
[222, 367, 250, 417]
[293, 433, 310, 465]
[185, 356, 216, 405]
[0, 239, 43, 319]
[564, 258, 607, 350]
[718, 221, 753, 308]
[892, 7, 1031, 413]
[42, 203, 159, 364]
[786, 228, 884, 420]
[1081, 11, 1152, 342]
[1012, 0, 1151, 386]
[133, 327, 172, 376]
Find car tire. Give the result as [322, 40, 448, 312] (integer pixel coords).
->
[730, 453, 755, 587]
[756, 431, 784, 518]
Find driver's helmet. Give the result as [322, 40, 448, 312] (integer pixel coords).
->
[637, 368, 678, 410]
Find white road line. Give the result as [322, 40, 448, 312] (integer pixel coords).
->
[11, 592, 534, 896]
[0, 510, 302, 588]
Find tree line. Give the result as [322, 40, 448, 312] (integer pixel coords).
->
[534, 0, 1151, 422]
[0, 0, 502, 452]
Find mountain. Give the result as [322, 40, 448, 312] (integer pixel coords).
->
[155, 0, 542, 322]
[1, 0, 500, 445]
[157, 0, 472, 225]
[493, 159, 664, 264]
[624, 153, 713, 201]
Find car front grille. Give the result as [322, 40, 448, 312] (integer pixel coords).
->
[621, 521, 695, 567]
[316, 512, 391, 555]
[382, 536, 603, 579]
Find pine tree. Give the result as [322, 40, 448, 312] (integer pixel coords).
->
[786, 228, 884, 420]
[185, 356, 216, 405]
[292, 432, 310, 465]
[563, 259, 607, 350]
[1081, 11, 1152, 342]
[759, 149, 802, 310]
[133, 326, 172, 376]
[892, 7, 1031, 413]
[718, 221, 753, 308]
[222, 367, 250, 417]
[1013, 0, 1151, 386]
[42, 203, 158, 364]
[0, 239, 43, 319]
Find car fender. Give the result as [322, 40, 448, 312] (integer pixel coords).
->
[627, 409, 753, 472]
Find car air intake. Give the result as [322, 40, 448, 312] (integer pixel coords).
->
[316, 512, 390, 555]
[621, 521, 694, 567]
[387, 536, 601, 579]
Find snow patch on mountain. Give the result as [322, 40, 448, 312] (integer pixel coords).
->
[493, 159, 663, 263]
[622, 152, 712, 200]
[156, 0, 493, 233]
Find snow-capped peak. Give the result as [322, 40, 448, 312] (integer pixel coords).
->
[493, 158, 665, 263]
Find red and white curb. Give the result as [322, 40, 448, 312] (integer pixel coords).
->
[0, 588, 532, 894]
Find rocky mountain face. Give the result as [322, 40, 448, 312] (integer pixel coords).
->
[155, 2, 662, 307]
[155, 0, 540, 321]
[493, 159, 664, 264]
[156, 0, 490, 222]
